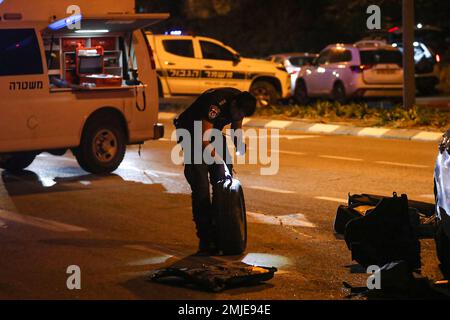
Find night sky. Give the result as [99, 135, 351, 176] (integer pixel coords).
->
[137, 0, 449, 58]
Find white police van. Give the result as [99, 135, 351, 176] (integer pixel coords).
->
[147, 33, 292, 107]
[0, 0, 168, 174]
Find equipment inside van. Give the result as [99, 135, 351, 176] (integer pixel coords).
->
[75, 45, 123, 87]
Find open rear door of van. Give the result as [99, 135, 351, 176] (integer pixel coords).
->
[42, 13, 170, 34]
[42, 13, 169, 140]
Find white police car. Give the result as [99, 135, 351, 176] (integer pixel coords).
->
[147, 33, 291, 107]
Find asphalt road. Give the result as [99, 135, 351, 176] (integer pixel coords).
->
[0, 118, 444, 300]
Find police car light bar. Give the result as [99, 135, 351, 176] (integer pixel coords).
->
[165, 30, 183, 36]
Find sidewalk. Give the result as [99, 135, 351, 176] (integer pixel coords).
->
[159, 112, 445, 142]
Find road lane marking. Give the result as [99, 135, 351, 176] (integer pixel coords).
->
[248, 148, 306, 156]
[319, 155, 363, 162]
[419, 194, 435, 200]
[281, 135, 320, 140]
[144, 169, 181, 178]
[127, 255, 174, 266]
[279, 150, 306, 156]
[375, 161, 429, 169]
[0, 209, 87, 233]
[247, 211, 315, 228]
[248, 186, 296, 194]
[315, 196, 347, 203]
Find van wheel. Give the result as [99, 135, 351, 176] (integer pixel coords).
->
[294, 80, 309, 105]
[0, 152, 36, 172]
[74, 116, 126, 174]
[250, 81, 279, 107]
[332, 82, 347, 104]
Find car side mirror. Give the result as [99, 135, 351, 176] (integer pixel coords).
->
[232, 54, 241, 65]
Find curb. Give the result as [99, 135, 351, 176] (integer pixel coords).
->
[158, 112, 444, 142]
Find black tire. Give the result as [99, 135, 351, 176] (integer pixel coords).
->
[250, 81, 280, 107]
[331, 82, 347, 104]
[0, 152, 36, 172]
[214, 180, 247, 255]
[294, 79, 309, 105]
[74, 114, 126, 174]
[436, 223, 450, 278]
[417, 85, 437, 97]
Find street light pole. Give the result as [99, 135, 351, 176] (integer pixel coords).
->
[403, 0, 416, 108]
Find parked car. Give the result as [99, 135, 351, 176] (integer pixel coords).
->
[266, 53, 318, 95]
[295, 40, 403, 104]
[0, 1, 167, 173]
[388, 25, 444, 95]
[434, 130, 450, 276]
[390, 41, 441, 95]
[147, 33, 292, 107]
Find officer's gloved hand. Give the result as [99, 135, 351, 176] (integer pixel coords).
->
[234, 135, 246, 156]
[235, 142, 247, 156]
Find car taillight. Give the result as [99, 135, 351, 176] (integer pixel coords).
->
[350, 65, 373, 73]
[436, 54, 441, 64]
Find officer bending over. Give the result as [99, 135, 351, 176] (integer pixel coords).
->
[174, 87, 257, 255]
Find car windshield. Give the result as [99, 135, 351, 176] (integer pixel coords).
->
[360, 50, 403, 66]
[288, 56, 315, 66]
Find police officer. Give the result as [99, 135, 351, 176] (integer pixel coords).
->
[174, 87, 257, 255]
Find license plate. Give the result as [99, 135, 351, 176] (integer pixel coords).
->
[376, 69, 396, 75]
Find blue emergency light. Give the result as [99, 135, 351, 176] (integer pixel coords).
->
[48, 14, 82, 30]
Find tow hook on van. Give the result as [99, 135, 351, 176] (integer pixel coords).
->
[154, 123, 165, 140]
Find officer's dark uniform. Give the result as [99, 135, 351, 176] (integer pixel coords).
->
[174, 87, 243, 248]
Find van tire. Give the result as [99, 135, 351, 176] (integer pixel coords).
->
[74, 115, 126, 174]
[250, 81, 279, 107]
[0, 152, 36, 172]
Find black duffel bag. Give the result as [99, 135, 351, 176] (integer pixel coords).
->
[344, 193, 421, 270]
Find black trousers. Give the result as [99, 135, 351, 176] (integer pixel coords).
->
[183, 135, 233, 243]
